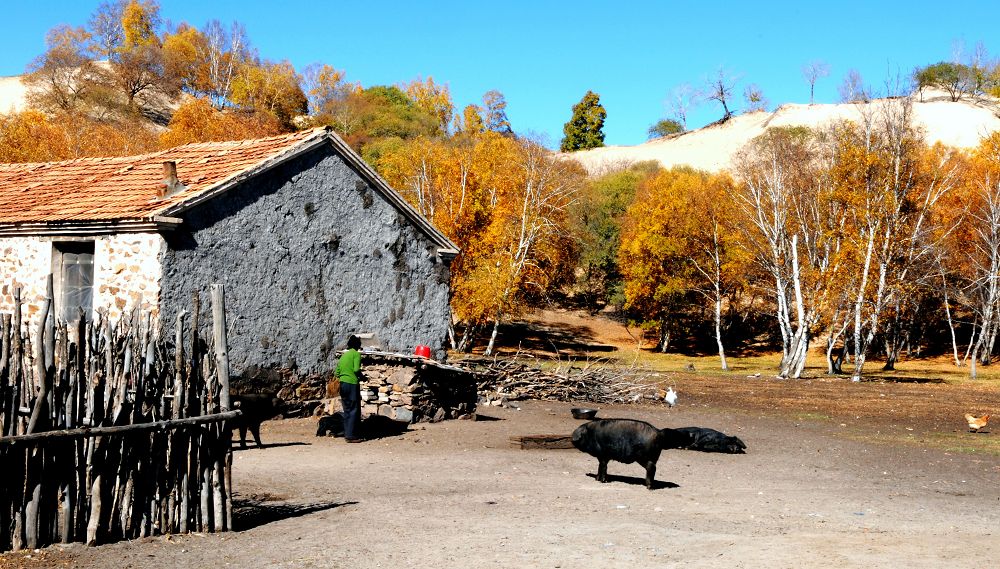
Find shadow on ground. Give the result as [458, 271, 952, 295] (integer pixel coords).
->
[490, 320, 617, 357]
[232, 441, 312, 452]
[233, 498, 357, 531]
[584, 473, 679, 490]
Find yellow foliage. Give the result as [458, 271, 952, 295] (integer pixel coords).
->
[159, 96, 284, 148]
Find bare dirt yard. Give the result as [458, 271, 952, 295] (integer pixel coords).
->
[3, 309, 1000, 568]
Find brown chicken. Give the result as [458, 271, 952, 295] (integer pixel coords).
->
[965, 414, 990, 432]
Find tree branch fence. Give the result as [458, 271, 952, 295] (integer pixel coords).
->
[0, 277, 236, 552]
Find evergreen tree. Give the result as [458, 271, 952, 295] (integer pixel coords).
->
[560, 90, 606, 152]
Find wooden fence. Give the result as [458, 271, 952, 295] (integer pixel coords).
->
[0, 278, 236, 551]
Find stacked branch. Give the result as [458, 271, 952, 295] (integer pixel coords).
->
[466, 355, 669, 405]
[0, 279, 235, 552]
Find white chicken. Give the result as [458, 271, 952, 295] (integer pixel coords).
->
[665, 387, 678, 407]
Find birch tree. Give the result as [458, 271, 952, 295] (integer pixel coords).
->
[733, 127, 842, 378]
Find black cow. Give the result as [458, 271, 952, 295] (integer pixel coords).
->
[231, 393, 285, 448]
[571, 418, 693, 489]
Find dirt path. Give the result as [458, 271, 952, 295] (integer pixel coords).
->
[5, 398, 998, 569]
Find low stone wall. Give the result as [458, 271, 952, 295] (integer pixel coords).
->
[234, 352, 478, 423]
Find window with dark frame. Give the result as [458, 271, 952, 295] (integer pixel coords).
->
[53, 241, 95, 323]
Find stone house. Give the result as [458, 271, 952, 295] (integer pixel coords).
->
[0, 127, 459, 376]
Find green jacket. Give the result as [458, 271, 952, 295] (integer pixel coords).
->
[336, 349, 362, 384]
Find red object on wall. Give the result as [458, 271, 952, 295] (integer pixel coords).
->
[414, 345, 432, 359]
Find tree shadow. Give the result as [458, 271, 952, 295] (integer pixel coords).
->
[585, 472, 679, 490]
[233, 497, 357, 531]
[488, 320, 617, 357]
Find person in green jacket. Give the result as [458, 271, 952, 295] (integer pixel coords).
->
[336, 335, 363, 442]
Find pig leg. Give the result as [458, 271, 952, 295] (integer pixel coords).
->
[250, 423, 263, 448]
[642, 460, 657, 490]
[597, 459, 609, 482]
[238, 425, 249, 448]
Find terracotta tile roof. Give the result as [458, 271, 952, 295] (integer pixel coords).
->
[0, 128, 327, 224]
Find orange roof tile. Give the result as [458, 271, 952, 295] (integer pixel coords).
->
[0, 128, 327, 224]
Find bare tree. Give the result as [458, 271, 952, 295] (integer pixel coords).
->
[802, 60, 830, 104]
[703, 68, 739, 121]
[88, 0, 126, 61]
[24, 25, 108, 113]
[838, 69, 869, 103]
[202, 20, 252, 108]
[666, 83, 697, 129]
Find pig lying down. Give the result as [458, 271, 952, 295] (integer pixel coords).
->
[674, 426, 746, 454]
[572, 419, 693, 489]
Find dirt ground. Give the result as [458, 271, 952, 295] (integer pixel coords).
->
[3, 394, 998, 569]
[3, 309, 1000, 568]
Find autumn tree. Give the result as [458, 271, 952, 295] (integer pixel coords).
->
[570, 162, 658, 306]
[829, 98, 956, 378]
[947, 132, 1000, 376]
[24, 25, 108, 113]
[230, 59, 307, 129]
[733, 126, 843, 378]
[560, 90, 606, 152]
[377, 131, 583, 354]
[111, 0, 178, 109]
[159, 96, 282, 147]
[459, 104, 485, 135]
[619, 167, 744, 364]
[403, 76, 454, 135]
[481, 90, 512, 134]
[801, 60, 830, 104]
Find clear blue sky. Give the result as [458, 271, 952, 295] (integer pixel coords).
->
[1, 1, 997, 147]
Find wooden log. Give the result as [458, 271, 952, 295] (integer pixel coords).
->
[172, 311, 186, 420]
[9, 287, 22, 437]
[0, 411, 241, 445]
[85, 437, 103, 546]
[508, 434, 575, 450]
[210, 285, 231, 412]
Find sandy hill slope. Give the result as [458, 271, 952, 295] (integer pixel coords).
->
[567, 91, 1000, 175]
[0, 76, 29, 114]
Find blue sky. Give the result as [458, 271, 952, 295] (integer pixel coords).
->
[1, 1, 997, 147]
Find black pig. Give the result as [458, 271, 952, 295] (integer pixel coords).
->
[231, 393, 285, 448]
[571, 418, 693, 489]
[675, 426, 747, 454]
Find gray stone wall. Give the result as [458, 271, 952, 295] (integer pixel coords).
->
[158, 145, 452, 376]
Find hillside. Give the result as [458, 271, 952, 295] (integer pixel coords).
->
[0, 76, 28, 114]
[566, 91, 1000, 174]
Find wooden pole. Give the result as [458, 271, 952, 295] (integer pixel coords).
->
[210, 285, 231, 412]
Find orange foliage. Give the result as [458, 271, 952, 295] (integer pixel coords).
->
[159, 96, 285, 148]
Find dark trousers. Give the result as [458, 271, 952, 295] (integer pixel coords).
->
[339, 381, 361, 439]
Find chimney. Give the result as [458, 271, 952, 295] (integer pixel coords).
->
[159, 161, 185, 198]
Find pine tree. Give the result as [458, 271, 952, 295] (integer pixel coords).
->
[560, 90, 606, 152]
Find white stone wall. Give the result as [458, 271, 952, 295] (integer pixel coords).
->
[94, 233, 165, 323]
[0, 237, 52, 328]
[0, 233, 165, 331]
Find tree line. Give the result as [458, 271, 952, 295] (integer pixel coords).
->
[5, 2, 1000, 379]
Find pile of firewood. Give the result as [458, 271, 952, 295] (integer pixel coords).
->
[464, 356, 666, 405]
